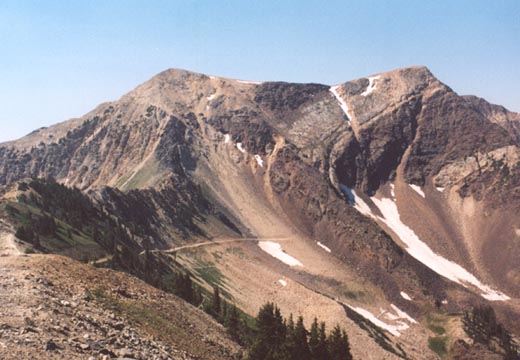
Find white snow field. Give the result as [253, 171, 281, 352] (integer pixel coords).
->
[330, 86, 353, 123]
[237, 80, 262, 85]
[258, 241, 303, 267]
[409, 184, 425, 198]
[236, 142, 246, 153]
[371, 196, 510, 301]
[254, 154, 264, 167]
[317, 241, 332, 253]
[390, 304, 417, 324]
[390, 183, 396, 198]
[347, 305, 415, 337]
[340, 184, 375, 218]
[400, 291, 412, 301]
[361, 75, 381, 96]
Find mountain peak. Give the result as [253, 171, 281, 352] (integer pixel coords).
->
[1, 64, 519, 360]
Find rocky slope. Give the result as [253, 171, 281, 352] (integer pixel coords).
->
[0, 66, 519, 359]
[0, 254, 242, 359]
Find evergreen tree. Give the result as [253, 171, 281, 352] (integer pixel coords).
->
[174, 271, 194, 304]
[289, 316, 311, 360]
[309, 318, 320, 356]
[249, 303, 286, 360]
[15, 225, 33, 243]
[33, 233, 41, 249]
[318, 321, 329, 360]
[310, 318, 329, 360]
[327, 325, 352, 360]
[287, 313, 295, 335]
[221, 300, 228, 320]
[225, 304, 240, 342]
[211, 286, 222, 320]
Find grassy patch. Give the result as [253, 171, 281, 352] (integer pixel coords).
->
[194, 261, 224, 287]
[426, 313, 447, 335]
[224, 247, 247, 259]
[342, 289, 366, 300]
[429, 324, 446, 335]
[4, 200, 106, 260]
[117, 159, 160, 190]
[428, 336, 448, 357]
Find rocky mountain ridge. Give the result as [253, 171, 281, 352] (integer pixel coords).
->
[1, 65, 519, 359]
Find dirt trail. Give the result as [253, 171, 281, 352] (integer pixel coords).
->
[142, 236, 291, 256]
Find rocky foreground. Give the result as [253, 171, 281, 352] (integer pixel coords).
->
[0, 253, 242, 360]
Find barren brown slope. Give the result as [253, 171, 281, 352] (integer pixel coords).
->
[0, 253, 242, 360]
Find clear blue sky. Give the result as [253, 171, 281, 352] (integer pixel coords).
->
[1, 0, 519, 142]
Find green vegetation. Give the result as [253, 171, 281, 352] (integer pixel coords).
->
[7, 179, 139, 260]
[428, 336, 448, 357]
[342, 289, 365, 300]
[193, 260, 226, 288]
[157, 269, 353, 360]
[426, 313, 447, 335]
[3, 179, 364, 359]
[249, 302, 352, 360]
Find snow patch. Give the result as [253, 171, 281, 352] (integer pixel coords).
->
[237, 80, 262, 85]
[409, 184, 425, 198]
[370, 196, 510, 301]
[207, 93, 216, 101]
[347, 306, 409, 337]
[340, 184, 375, 219]
[436, 187, 445, 192]
[278, 279, 287, 287]
[317, 241, 331, 253]
[258, 241, 303, 267]
[390, 304, 417, 324]
[361, 75, 380, 96]
[236, 143, 246, 153]
[390, 183, 396, 198]
[400, 291, 412, 301]
[254, 154, 264, 167]
[384, 312, 400, 321]
[224, 134, 231, 144]
[330, 86, 352, 123]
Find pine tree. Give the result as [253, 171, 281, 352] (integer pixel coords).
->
[174, 271, 194, 304]
[291, 316, 311, 360]
[15, 225, 34, 243]
[317, 321, 329, 360]
[249, 303, 286, 360]
[33, 233, 41, 249]
[327, 325, 352, 360]
[225, 304, 240, 342]
[211, 286, 222, 320]
[310, 318, 329, 360]
[225, 301, 231, 316]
